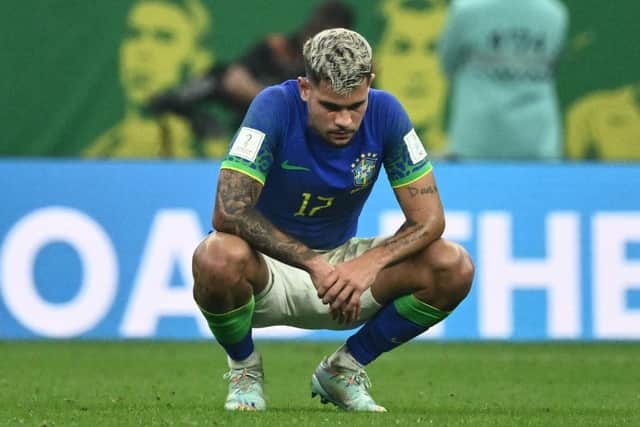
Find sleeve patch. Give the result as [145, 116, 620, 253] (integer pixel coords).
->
[403, 128, 427, 164]
[229, 127, 266, 162]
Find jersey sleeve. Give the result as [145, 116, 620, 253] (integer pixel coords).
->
[377, 92, 433, 188]
[220, 85, 287, 184]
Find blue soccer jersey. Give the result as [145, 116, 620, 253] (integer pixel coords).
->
[220, 80, 432, 250]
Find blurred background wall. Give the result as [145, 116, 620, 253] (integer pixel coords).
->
[1, 0, 639, 160]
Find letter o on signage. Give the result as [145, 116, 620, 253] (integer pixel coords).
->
[1, 207, 118, 337]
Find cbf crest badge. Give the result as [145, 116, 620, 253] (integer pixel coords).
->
[351, 153, 378, 193]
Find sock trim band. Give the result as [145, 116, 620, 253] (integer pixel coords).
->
[393, 294, 450, 328]
[198, 296, 255, 344]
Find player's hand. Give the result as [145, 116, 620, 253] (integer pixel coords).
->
[326, 257, 382, 324]
[330, 296, 360, 324]
[327, 279, 363, 324]
[324, 276, 358, 324]
[306, 256, 362, 324]
[306, 255, 339, 299]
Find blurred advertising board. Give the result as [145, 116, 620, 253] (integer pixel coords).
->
[1, 161, 638, 340]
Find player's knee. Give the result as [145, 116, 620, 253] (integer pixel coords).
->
[192, 233, 252, 296]
[452, 247, 474, 301]
[424, 240, 474, 302]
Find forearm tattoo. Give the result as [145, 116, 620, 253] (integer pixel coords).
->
[216, 170, 316, 266]
[379, 183, 441, 264]
[385, 220, 430, 255]
[406, 184, 438, 198]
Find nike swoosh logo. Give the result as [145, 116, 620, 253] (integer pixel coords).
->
[280, 160, 310, 171]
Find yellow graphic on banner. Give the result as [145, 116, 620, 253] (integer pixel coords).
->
[566, 83, 640, 161]
[377, 0, 448, 157]
[86, 0, 213, 158]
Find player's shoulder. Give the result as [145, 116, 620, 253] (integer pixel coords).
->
[368, 88, 403, 111]
[252, 80, 300, 112]
[366, 88, 413, 141]
[366, 88, 408, 127]
[256, 79, 297, 99]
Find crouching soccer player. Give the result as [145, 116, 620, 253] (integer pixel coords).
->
[192, 28, 474, 412]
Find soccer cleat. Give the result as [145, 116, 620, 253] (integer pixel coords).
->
[223, 366, 266, 411]
[311, 357, 387, 412]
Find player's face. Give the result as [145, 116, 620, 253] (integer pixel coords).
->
[120, 2, 197, 105]
[298, 77, 373, 147]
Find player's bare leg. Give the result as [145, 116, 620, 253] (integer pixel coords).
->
[193, 232, 270, 411]
[312, 239, 473, 411]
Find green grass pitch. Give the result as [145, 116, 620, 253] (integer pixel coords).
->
[1, 341, 638, 426]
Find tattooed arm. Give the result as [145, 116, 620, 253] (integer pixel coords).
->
[317, 170, 444, 322]
[340, 170, 445, 272]
[382, 170, 445, 263]
[212, 169, 332, 274]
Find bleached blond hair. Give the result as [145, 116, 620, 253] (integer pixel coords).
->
[303, 28, 373, 95]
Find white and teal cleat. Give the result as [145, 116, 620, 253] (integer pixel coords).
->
[223, 367, 266, 411]
[311, 357, 387, 412]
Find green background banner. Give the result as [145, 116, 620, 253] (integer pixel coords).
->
[2, 0, 639, 159]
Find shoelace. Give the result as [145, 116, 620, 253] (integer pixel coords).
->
[332, 368, 373, 391]
[223, 368, 263, 392]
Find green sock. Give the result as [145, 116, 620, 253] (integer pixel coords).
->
[393, 294, 450, 328]
[198, 296, 255, 360]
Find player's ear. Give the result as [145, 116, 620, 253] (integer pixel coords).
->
[298, 77, 311, 102]
[368, 73, 376, 86]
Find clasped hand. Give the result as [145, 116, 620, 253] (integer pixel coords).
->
[310, 256, 380, 324]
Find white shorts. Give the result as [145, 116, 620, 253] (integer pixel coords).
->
[252, 237, 385, 330]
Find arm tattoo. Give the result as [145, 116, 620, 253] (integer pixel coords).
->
[379, 215, 440, 267]
[215, 170, 316, 267]
[373, 183, 443, 266]
[406, 184, 438, 198]
[385, 221, 429, 253]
